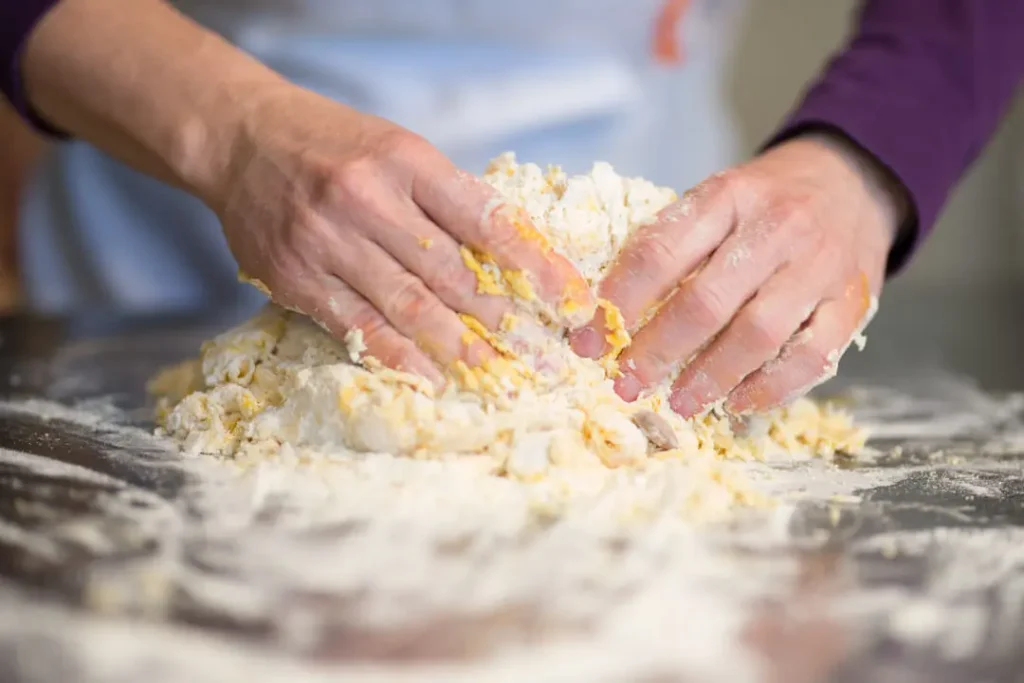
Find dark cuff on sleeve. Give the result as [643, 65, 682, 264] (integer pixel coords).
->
[1, 0, 69, 138]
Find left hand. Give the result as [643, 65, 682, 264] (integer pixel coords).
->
[570, 134, 906, 416]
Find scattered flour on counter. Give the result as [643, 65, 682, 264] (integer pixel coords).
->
[149, 152, 866, 525]
[845, 527, 1024, 662]
[0, 380, 1017, 681]
[0, 404, 807, 683]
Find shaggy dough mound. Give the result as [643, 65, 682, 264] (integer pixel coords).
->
[150, 153, 866, 520]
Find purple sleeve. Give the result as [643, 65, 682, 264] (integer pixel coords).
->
[767, 0, 1024, 273]
[1, 0, 66, 137]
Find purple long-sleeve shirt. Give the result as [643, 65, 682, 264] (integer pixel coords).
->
[0, 0, 62, 135]
[767, 1, 1024, 272]
[3, 0, 1024, 272]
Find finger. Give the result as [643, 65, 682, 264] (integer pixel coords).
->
[410, 155, 595, 324]
[569, 173, 737, 358]
[726, 274, 872, 414]
[362, 202, 512, 331]
[612, 211, 789, 401]
[285, 276, 445, 386]
[668, 265, 822, 417]
[371, 213, 555, 360]
[327, 234, 499, 370]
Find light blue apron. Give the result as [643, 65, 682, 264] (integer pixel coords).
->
[18, 0, 744, 315]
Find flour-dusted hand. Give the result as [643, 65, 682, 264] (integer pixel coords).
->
[213, 88, 593, 384]
[18, 0, 593, 385]
[571, 134, 907, 415]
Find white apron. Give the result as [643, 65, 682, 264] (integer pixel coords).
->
[18, 0, 746, 314]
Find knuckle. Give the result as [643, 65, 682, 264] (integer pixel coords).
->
[715, 168, 745, 196]
[380, 128, 433, 160]
[484, 209, 525, 253]
[302, 159, 341, 211]
[818, 242, 847, 269]
[717, 169, 762, 206]
[777, 197, 816, 235]
[350, 310, 390, 344]
[355, 316, 417, 368]
[328, 157, 382, 208]
[629, 233, 679, 277]
[431, 259, 479, 308]
[348, 310, 414, 366]
[683, 280, 730, 331]
[383, 274, 441, 328]
[743, 303, 789, 352]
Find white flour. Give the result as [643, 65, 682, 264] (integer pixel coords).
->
[2, 381, 1024, 681]
[6, 156, 1021, 680]
[0, 403, 782, 682]
[150, 153, 866, 526]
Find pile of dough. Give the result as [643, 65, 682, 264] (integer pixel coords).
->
[150, 153, 866, 520]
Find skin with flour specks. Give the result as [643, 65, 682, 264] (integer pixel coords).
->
[151, 154, 870, 526]
[571, 134, 906, 417]
[20, 0, 896, 417]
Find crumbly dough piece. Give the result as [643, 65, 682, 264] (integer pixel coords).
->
[150, 153, 866, 521]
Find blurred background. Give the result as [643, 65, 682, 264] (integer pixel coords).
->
[2, 0, 1022, 389]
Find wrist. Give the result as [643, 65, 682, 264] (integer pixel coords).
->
[169, 73, 290, 209]
[793, 129, 910, 250]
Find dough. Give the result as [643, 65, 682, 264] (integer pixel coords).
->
[150, 153, 866, 521]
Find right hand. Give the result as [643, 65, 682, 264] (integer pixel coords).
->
[211, 86, 594, 385]
[570, 135, 901, 415]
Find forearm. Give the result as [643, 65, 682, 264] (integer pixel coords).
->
[0, 96, 45, 220]
[20, 0, 289, 206]
[0, 98, 46, 309]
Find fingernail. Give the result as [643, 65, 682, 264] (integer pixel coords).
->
[671, 370, 720, 417]
[614, 372, 643, 402]
[669, 391, 702, 418]
[569, 327, 603, 359]
[724, 393, 752, 416]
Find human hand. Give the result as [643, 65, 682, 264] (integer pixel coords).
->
[571, 134, 907, 415]
[20, 0, 593, 383]
[212, 87, 594, 385]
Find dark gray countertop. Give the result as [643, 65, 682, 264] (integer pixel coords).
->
[2, 297, 1024, 683]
